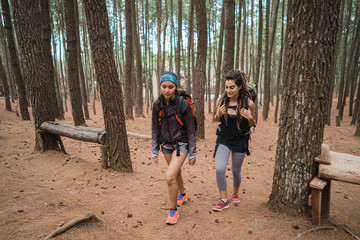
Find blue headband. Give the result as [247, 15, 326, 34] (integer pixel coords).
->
[160, 73, 178, 87]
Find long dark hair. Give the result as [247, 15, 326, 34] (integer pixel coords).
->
[215, 69, 251, 131]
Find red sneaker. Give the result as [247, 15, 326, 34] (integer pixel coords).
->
[212, 200, 229, 211]
[177, 192, 187, 206]
[166, 208, 179, 225]
[232, 193, 240, 204]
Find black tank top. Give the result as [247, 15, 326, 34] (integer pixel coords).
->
[219, 107, 251, 154]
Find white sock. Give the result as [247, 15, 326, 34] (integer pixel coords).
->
[221, 198, 228, 203]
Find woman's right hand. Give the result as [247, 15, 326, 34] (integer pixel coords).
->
[152, 157, 159, 164]
[218, 104, 226, 118]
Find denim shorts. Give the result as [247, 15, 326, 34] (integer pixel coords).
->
[161, 142, 189, 155]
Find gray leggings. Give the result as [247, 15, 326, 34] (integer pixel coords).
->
[215, 144, 245, 192]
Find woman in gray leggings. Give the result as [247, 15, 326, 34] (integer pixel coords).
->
[213, 69, 256, 211]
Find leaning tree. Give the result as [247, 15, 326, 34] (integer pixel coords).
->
[268, 0, 341, 216]
[83, 0, 132, 172]
[12, 0, 61, 151]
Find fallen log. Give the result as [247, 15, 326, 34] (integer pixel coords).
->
[40, 122, 106, 144]
[44, 213, 100, 239]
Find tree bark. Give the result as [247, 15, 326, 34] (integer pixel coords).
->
[64, 0, 86, 126]
[74, 0, 90, 120]
[254, 0, 263, 122]
[262, 0, 271, 120]
[269, 0, 340, 216]
[223, 0, 235, 77]
[1, 0, 30, 120]
[125, 0, 134, 119]
[0, 53, 11, 111]
[40, 0, 60, 119]
[131, 1, 144, 118]
[213, 1, 225, 114]
[83, 0, 133, 172]
[337, 0, 352, 113]
[156, 0, 161, 94]
[240, 0, 246, 70]
[235, 0, 242, 70]
[274, 0, 285, 124]
[176, 0, 182, 85]
[12, 0, 60, 151]
[326, 0, 345, 126]
[187, 0, 194, 94]
[193, 0, 207, 139]
[162, 0, 168, 76]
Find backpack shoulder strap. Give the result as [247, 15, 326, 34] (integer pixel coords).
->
[175, 95, 184, 127]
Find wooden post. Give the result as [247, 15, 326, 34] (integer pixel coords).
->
[321, 180, 331, 219]
[312, 188, 322, 225]
[310, 177, 327, 225]
[336, 116, 340, 127]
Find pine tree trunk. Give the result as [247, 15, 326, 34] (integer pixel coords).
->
[326, 0, 345, 126]
[1, 0, 30, 120]
[51, 27, 65, 120]
[74, 0, 90, 120]
[0, 54, 11, 111]
[213, 1, 225, 114]
[254, 0, 263, 122]
[240, 0, 246, 70]
[124, 0, 134, 119]
[132, 1, 144, 118]
[262, 0, 271, 120]
[355, 98, 360, 135]
[176, 0, 182, 85]
[40, 0, 60, 119]
[12, 0, 60, 151]
[64, 0, 86, 126]
[207, 0, 213, 113]
[169, 0, 174, 72]
[83, 0, 132, 172]
[234, 0, 242, 70]
[162, 0, 168, 76]
[223, 0, 235, 76]
[351, 78, 360, 125]
[337, 0, 352, 113]
[156, 0, 161, 94]
[187, 0, 194, 94]
[347, 12, 360, 117]
[274, 0, 285, 124]
[269, 0, 340, 216]
[193, 0, 207, 139]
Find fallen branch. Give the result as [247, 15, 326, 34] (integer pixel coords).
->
[45, 213, 100, 239]
[294, 226, 336, 239]
[340, 224, 360, 240]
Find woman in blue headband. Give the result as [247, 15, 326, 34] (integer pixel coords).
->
[151, 71, 196, 225]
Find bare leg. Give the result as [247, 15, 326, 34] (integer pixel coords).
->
[220, 191, 227, 199]
[163, 151, 187, 209]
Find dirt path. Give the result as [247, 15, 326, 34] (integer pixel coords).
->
[0, 98, 359, 240]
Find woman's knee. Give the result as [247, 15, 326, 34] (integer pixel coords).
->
[165, 172, 177, 185]
[216, 167, 226, 176]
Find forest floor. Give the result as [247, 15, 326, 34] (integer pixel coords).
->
[0, 96, 359, 240]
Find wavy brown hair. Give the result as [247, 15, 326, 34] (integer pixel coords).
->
[215, 69, 251, 132]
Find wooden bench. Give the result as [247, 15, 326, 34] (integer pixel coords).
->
[310, 144, 360, 225]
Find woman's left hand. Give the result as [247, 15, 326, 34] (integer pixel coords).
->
[240, 107, 253, 120]
[189, 159, 196, 166]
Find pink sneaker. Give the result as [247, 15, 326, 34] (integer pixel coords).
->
[232, 193, 240, 204]
[213, 200, 229, 211]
